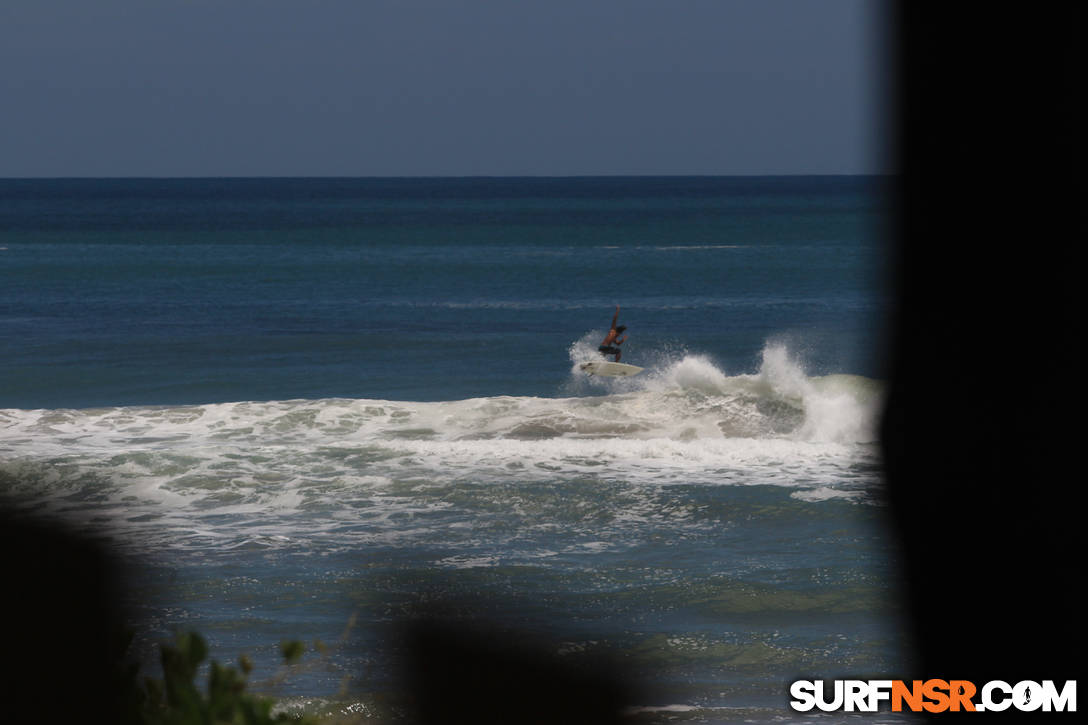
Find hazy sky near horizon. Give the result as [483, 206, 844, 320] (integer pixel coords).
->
[1, 1, 890, 177]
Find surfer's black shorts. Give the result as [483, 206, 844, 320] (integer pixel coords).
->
[598, 345, 621, 356]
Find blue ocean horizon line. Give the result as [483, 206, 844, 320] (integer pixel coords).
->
[0, 174, 891, 207]
[0, 173, 892, 180]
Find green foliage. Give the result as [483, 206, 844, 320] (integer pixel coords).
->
[133, 632, 317, 725]
[279, 640, 305, 666]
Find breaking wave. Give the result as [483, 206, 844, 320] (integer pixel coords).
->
[0, 342, 883, 554]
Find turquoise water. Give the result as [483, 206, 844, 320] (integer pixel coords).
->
[0, 177, 908, 721]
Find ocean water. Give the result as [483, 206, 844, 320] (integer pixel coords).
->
[1, 177, 910, 722]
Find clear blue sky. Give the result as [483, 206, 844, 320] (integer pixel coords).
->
[1, 0, 890, 177]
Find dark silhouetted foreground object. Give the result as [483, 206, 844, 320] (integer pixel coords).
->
[397, 618, 633, 725]
[882, 1, 1079, 715]
[0, 510, 128, 724]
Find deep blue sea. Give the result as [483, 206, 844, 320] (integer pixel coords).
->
[1, 177, 912, 722]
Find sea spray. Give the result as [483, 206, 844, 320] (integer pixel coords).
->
[565, 337, 881, 445]
[755, 342, 883, 443]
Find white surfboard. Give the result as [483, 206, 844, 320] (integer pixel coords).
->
[579, 361, 644, 377]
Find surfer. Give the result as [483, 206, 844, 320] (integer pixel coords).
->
[598, 305, 627, 362]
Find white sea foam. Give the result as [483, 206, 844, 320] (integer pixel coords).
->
[2, 346, 880, 473]
[0, 344, 883, 554]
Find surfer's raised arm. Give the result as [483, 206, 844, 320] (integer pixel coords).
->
[598, 305, 628, 362]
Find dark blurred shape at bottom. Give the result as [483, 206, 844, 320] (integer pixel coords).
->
[395, 614, 634, 725]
